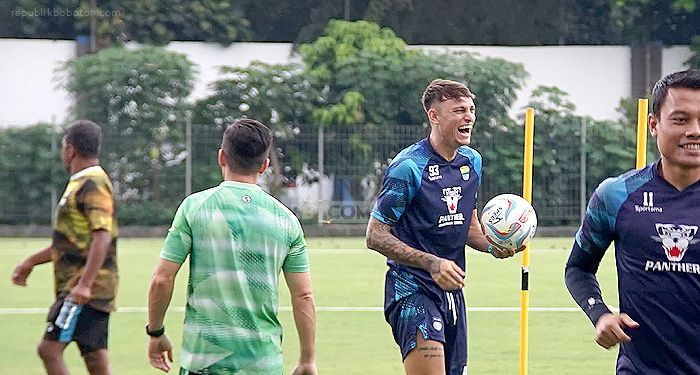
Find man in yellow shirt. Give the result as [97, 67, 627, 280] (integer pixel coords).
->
[12, 120, 118, 375]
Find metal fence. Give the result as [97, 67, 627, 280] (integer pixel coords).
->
[0, 117, 643, 227]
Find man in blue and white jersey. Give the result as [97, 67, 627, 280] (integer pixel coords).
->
[566, 69, 700, 374]
[366, 79, 520, 375]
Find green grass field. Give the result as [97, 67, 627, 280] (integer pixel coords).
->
[0, 237, 620, 374]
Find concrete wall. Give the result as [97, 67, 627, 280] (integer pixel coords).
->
[0, 38, 693, 127]
[0, 39, 75, 126]
[159, 41, 299, 100]
[0, 39, 296, 126]
[422, 45, 633, 120]
[663, 46, 694, 80]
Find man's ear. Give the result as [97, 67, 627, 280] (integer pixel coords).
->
[649, 114, 659, 138]
[217, 149, 227, 168]
[64, 142, 77, 159]
[258, 158, 270, 174]
[427, 107, 439, 124]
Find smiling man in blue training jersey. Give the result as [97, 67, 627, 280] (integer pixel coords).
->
[366, 79, 521, 375]
[566, 69, 700, 374]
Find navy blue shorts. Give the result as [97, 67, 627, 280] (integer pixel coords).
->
[44, 297, 109, 355]
[384, 271, 467, 375]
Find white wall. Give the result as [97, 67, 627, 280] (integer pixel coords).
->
[0, 39, 74, 126]
[159, 42, 298, 100]
[420, 45, 632, 120]
[0, 38, 693, 127]
[662, 46, 694, 77]
[0, 39, 296, 127]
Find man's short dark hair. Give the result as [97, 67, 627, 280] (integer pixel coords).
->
[222, 119, 272, 174]
[64, 120, 102, 157]
[422, 79, 475, 114]
[652, 69, 700, 116]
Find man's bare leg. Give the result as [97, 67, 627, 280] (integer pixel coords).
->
[37, 339, 69, 375]
[83, 349, 111, 375]
[404, 333, 446, 375]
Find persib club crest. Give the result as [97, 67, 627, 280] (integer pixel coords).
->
[651, 224, 699, 262]
[460, 165, 470, 181]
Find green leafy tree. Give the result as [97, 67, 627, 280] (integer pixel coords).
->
[298, 20, 526, 203]
[194, 62, 321, 195]
[298, 20, 411, 202]
[113, 0, 251, 45]
[521, 87, 583, 225]
[0, 123, 63, 224]
[13, 0, 251, 46]
[62, 46, 195, 224]
[6, 0, 700, 45]
[194, 20, 525, 207]
[521, 87, 652, 224]
[612, 0, 698, 43]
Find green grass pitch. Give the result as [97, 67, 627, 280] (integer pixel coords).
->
[0, 237, 620, 374]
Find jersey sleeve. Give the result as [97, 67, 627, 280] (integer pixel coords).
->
[282, 217, 309, 273]
[160, 197, 193, 264]
[76, 179, 114, 232]
[370, 158, 422, 225]
[565, 180, 617, 325]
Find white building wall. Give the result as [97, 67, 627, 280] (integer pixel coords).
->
[159, 42, 299, 100]
[662, 46, 694, 78]
[421, 45, 632, 120]
[0, 38, 693, 127]
[0, 39, 75, 126]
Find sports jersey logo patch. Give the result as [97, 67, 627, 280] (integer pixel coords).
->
[441, 187, 462, 214]
[428, 165, 442, 181]
[652, 224, 699, 262]
[432, 317, 443, 331]
[438, 187, 465, 227]
[634, 191, 662, 213]
[460, 165, 470, 181]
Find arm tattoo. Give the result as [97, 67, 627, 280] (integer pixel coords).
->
[366, 218, 439, 273]
[417, 346, 445, 358]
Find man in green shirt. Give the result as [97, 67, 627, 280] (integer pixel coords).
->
[146, 119, 317, 375]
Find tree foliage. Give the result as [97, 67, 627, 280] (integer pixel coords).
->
[193, 61, 322, 194]
[4, 0, 699, 45]
[62, 46, 195, 222]
[0, 123, 63, 224]
[611, 0, 699, 43]
[11, 0, 251, 46]
[4, 19, 685, 226]
[190, 21, 527, 205]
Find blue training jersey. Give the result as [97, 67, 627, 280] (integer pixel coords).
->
[571, 161, 700, 374]
[371, 138, 482, 298]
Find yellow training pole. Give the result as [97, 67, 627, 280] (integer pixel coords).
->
[519, 108, 535, 375]
[636, 98, 649, 169]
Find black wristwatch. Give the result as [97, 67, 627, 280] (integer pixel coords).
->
[146, 324, 165, 337]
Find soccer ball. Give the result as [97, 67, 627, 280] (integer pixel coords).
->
[480, 194, 537, 250]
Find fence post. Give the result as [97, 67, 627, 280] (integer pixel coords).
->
[185, 110, 192, 196]
[579, 117, 587, 222]
[317, 126, 324, 225]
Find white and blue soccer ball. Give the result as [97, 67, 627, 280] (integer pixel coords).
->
[480, 194, 537, 250]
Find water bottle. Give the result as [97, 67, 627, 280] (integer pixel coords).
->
[55, 299, 82, 330]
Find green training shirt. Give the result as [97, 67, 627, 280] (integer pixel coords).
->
[161, 180, 309, 374]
